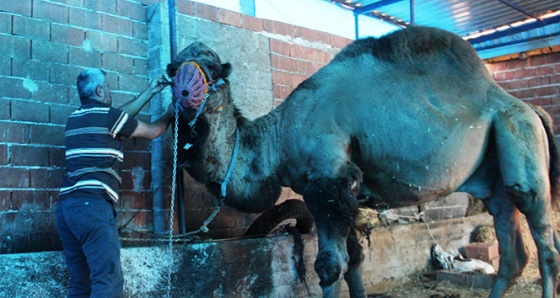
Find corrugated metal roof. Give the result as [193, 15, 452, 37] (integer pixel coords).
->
[325, 0, 560, 58]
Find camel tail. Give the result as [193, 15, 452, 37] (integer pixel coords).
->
[531, 104, 560, 210]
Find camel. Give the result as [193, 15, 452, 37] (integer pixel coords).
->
[167, 26, 560, 298]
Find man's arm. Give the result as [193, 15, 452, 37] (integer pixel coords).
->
[130, 103, 175, 140]
[119, 75, 170, 117]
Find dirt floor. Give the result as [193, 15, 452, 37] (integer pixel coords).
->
[374, 211, 560, 298]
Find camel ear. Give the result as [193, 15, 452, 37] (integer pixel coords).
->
[221, 63, 232, 79]
[166, 63, 178, 78]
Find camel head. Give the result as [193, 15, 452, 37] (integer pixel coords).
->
[167, 42, 232, 120]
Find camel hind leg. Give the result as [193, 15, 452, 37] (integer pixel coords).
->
[493, 106, 560, 297]
[482, 180, 529, 298]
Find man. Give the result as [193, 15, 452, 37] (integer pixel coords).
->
[55, 68, 174, 297]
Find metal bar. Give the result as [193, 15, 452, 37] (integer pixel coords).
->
[467, 14, 560, 45]
[409, 0, 414, 25]
[496, 0, 540, 20]
[354, 11, 360, 39]
[354, 0, 406, 14]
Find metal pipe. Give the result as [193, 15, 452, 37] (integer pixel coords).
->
[354, 12, 359, 40]
[167, 0, 186, 234]
[409, 0, 414, 25]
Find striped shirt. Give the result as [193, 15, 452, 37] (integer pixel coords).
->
[60, 99, 138, 204]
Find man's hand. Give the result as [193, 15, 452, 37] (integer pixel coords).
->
[150, 75, 171, 95]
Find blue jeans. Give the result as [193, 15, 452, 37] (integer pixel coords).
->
[55, 197, 123, 298]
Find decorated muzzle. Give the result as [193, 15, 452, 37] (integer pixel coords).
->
[173, 61, 210, 110]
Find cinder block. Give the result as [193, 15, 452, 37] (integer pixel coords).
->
[464, 242, 499, 262]
[428, 270, 496, 289]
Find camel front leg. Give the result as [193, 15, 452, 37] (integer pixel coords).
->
[303, 175, 364, 298]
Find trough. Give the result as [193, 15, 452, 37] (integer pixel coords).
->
[0, 213, 492, 297]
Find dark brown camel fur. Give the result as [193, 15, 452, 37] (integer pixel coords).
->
[167, 26, 560, 298]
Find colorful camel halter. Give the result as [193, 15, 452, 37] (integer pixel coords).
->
[173, 60, 224, 113]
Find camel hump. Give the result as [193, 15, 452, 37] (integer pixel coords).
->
[334, 26, 487, 76]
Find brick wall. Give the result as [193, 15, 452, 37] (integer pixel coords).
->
[0, 0, 161, 253]
[485, 51, 560, 134]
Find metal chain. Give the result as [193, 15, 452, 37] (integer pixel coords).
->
[165, 100, 180, 298]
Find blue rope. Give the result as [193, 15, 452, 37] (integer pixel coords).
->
[221, 128, 240, 198]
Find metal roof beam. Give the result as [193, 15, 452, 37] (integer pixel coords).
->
[354, 0, 406, 14]
[466, 14, 560, 44]
[496, 0, 539, 20]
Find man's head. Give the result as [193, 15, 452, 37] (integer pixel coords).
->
[77, 68, 112, 106]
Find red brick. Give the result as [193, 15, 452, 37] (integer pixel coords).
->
[0, 145, 7, 165]
[313, 30, 330, 44]
[117, 36, 146, 57]
[86, 30, 118, 52]
[0, 34, 30, 59]
[0, 168, 30, 188]
[51, 23, 85, 46]
[330, 34, 352, 49]
[12, 15, 50, 40]
[10, 145, 50, 167]
[241, 14, 262, 32]
[176, 0, 194, 15]
[33, 1, 68, 23]
[291, 74, 308, 88]
[120, 169, 151, 192]
[263, 19, 293, 36]
[69, 7, 102, 30]
[534, 65, 555, 76]
[219, 8, 241, 27]
[271, 54, 297, 72]
[11, 100, 49, 122]
[49, 147, 65, 167]
[120, 191, 153, 210]
[0, 13, 10, 34]
[122, 151, 151, 170]
[0, 1, 32, 16]
[192, 2, 218, 21]
[272, 70, 291, 86]
[29, 168, 64, 189]
[11, 190, 50, 210]
[28, 123, 65, 146]
[464, 242, 499, 262]
[535, 86, 559, 97]
[269, 39, 290, 56]
[103, 14, 134, 37]
[0, 191, 11, 211]
[273, 85, 292, 100]
[294, 26, 315, 41]
[0, 122, 28, 143]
